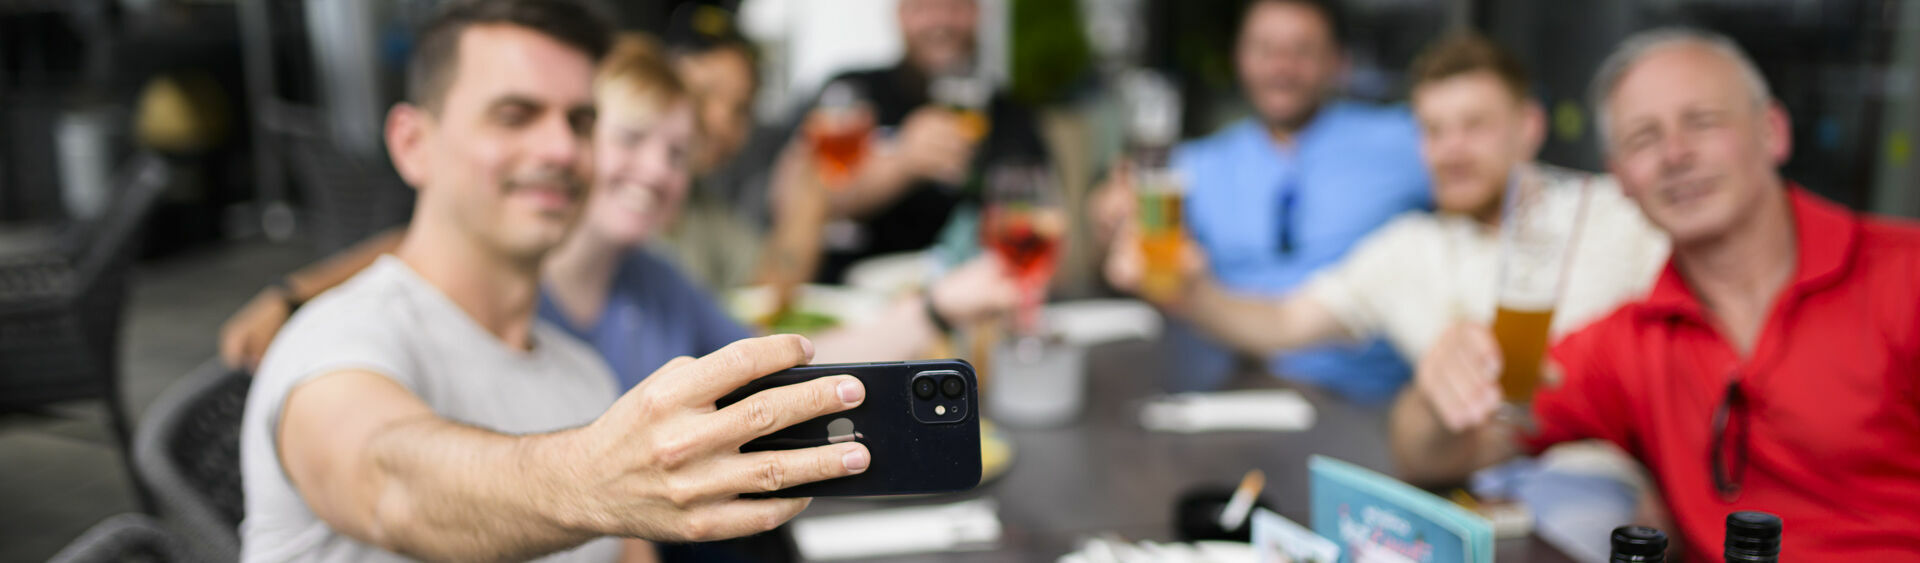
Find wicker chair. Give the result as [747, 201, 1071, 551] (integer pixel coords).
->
[132, 359, 250, 562]
[0, 152, 171, 510]
[45, 513, 190, 563]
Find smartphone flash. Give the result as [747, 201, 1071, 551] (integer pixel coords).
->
[935, 405, 947, 415]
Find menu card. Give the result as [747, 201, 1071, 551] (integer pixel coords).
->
[1308, 456, 1493, 563]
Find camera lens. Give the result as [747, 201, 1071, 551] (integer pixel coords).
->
[912, 376, 936, 400]
[939, 374, 965, 399]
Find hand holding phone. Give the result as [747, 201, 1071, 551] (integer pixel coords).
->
[717, 359, 984, 497]
[560, 335, 868, 543]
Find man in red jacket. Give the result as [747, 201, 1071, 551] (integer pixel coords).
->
[1387, 27, 1920, 561]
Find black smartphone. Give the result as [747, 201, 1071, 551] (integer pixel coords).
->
[715, 359, 982, 497]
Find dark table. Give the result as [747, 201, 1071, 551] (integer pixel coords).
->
[809, 339, 1577, 562]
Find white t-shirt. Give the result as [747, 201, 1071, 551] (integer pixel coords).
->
[239, 256, 622, 563]
[1300, 164, 1670, 361]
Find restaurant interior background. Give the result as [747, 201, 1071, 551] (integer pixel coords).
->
[1, 0, 1915, 561]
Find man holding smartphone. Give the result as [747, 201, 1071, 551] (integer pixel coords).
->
[238, 2, 870, 561]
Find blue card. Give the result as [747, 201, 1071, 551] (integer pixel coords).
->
[1308, 456, 1493, 563]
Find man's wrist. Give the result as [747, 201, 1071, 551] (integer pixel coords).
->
[520, 428, 607, 537]
[1158, 277, 1209, 317]
[269, 276, 305, 312]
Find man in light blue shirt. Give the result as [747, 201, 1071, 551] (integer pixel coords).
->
[1175, 110, 1429, 402]
[1104, 0, 1429, 402]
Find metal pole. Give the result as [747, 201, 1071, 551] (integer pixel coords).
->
[1873, 0, 1920, 218]
[235, 0, 297, 240]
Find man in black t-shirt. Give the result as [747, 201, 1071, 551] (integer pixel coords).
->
[772, 0, 1050, 284]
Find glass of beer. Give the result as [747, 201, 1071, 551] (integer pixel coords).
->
[1135, 167, 1186, 302]
[806, 81, 874, 189]
[1121, 70, 1186, 302]
[930, 73, 992, 142]
[1492, 166, 1590, 410]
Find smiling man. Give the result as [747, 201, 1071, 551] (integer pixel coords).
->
[767, 0, 1052, 284]
[1109, 33, 1667, 381]
[1106, 32, 1670, 560]
[1094, 0, 1432, 402]
[1388, 28, 1920, 561]
[238, 2, 872, 561]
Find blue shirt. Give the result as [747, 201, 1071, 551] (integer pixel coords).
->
[537, 250, 752, 391]
[1174, 102, 1432, 402]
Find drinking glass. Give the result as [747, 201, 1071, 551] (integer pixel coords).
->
[806, 81, 874, 189]
[1135, 168, 1186, 302]
[1121, 70, 1186, 302]
[930, 72, 992, 142]
[980, 163, 1065, 342]
[1492, 166, 1591, 414]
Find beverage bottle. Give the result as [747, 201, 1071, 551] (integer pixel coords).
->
[1608, 525, 1667, 562]
[1724, 511, 1782, 562]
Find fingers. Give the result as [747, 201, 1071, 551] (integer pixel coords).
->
[1461, 325, 1503, 373]
[982, 262, 1021, 310]
[675, 497, 814, 542]
[710, 374, 864, 447]
[1456, 326, 1504, 424]
[709, 443, 870, 500]
[1179, 239, 1210, 277]
[1542, 358, 1566, 388]
[1433, 351, 1492, 431]
[244, 337, 267, 374]
[930, 257, 1016, 323]
[923, 137, 974, 180]
[1089, 176, 1132, 242]
[219, 325, 248, 370]
[659, 335, 817, 407]
[221, 293, 289, 372]
[221, 321, 271, 373]
[656, 355, 697, 375]
[1105, 226, 1144, 293]
[898, 110, 976, 181]
[1421, 325, 1504, 432]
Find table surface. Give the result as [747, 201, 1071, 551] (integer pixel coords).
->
[809, 339, 1577, 562]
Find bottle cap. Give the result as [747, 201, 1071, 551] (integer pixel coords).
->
[1610, 526, 1667, 562]
[1724, 511, 1782, 561]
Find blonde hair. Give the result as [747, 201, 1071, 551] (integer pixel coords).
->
[596, 33, 688, 119]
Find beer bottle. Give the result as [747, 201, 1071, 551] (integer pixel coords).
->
[1724, 511, 1782, 562]
[1609, 525, 1668, 562]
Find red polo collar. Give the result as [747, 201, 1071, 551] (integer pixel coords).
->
[1633, 185, 1860, 322]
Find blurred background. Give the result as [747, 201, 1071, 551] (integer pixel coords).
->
[0, 0, 1915, 560]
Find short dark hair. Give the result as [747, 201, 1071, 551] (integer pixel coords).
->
[1240, 0, 1348, 48]
[1409, 32, 1531, 102]
[663, 3, 752, 58]
[405, 0, 614, 112]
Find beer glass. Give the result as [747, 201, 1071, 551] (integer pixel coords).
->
[806, 81, 874, 188]
[930, 72, 992, 142]
[1492, 166, 1590, 407]
[1135, 168, 1186, 302]
[1121, 70, 1186, 302]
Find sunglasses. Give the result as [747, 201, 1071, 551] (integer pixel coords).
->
[1276, 182, 1298, 256]
[1710, 375, 1750, 502]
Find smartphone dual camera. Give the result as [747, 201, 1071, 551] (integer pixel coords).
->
[909, 370, 969, 424]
